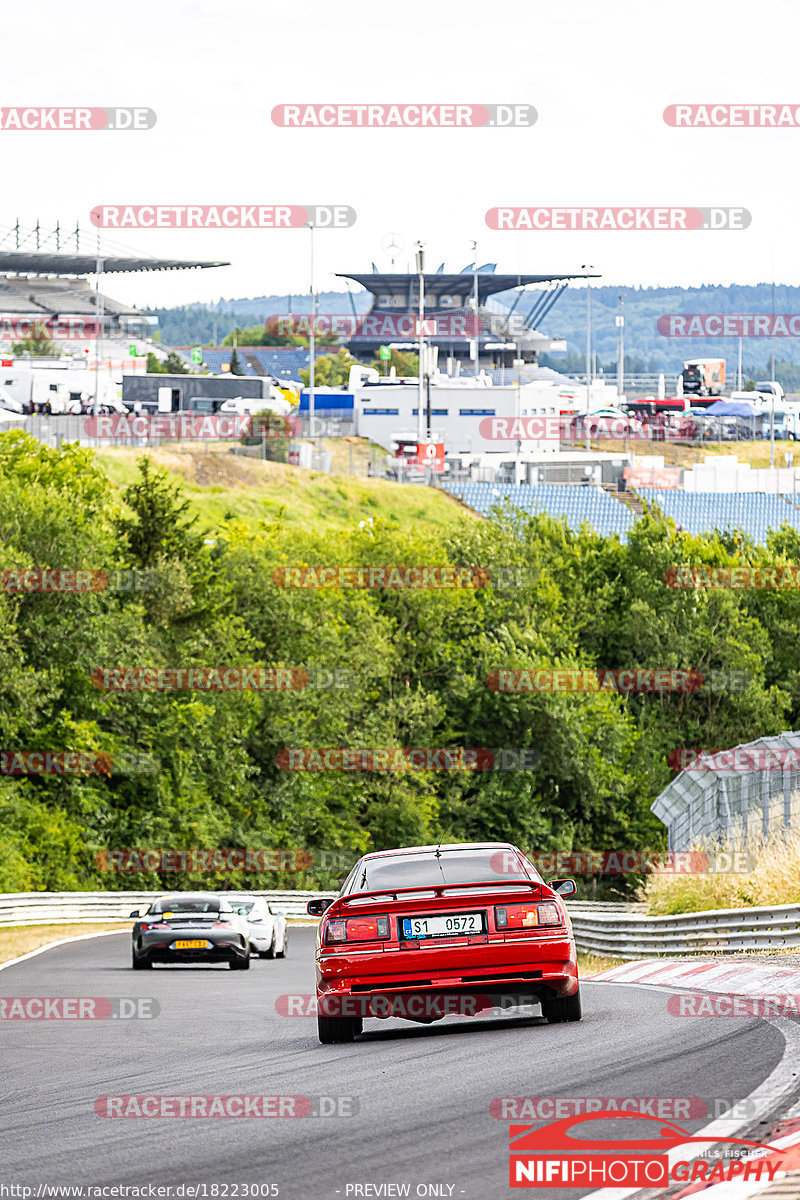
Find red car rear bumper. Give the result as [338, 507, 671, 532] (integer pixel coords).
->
[315, 934, 578, 1011]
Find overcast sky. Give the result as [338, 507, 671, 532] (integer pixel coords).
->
[3, 0, 798, 310]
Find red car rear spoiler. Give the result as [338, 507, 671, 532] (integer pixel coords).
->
[339, 880, 542, 906]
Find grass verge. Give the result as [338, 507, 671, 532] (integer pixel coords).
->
[94, 444, 468, 534]
[643, 834, 800, 915]
[577, 951, 626, 976]
[0, 922, 126, 965]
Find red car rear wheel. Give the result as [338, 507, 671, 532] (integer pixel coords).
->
[540, 987, 581, 1024]
[317, 1013, 363, 1043]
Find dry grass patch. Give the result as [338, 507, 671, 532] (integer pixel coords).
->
[0, 922, 126, 964]
[643, 833, 800, 915]
[578, 952, 627, 976]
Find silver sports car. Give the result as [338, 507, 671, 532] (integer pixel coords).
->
[130, 893, 251, 970]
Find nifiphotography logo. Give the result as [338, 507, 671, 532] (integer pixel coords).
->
[507, 1111, 790, 1188]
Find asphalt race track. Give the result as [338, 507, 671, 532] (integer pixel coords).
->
[0, 929, 790, 1200]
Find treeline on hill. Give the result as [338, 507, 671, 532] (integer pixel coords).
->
[0, 430, 797, 894]
[152, 292, 370, 348]
[533, 283, 800, 384]
[154, 284, 800, 389]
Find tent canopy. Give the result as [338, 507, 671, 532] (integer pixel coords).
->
[705, 400, 756, 417]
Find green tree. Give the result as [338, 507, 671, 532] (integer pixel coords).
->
[229, 347, 244, 376]
[12, 334, 59, 357]
[113, 457, 204, 568]
[369, 349, 418, 376]
[162, 351, 189, 374]
[299, 348, 359, 388]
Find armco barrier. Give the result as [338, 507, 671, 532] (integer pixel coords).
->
[568, 902, 800, 958]
[0, 892, 637, 929]
[6, 893, 794, 958]
[0, 891, 336, 927]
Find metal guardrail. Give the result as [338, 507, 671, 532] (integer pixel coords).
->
[0, 890, 336, 927]
[569, 902, 800, 958]
[7, 892, 794, 960]
[0, 892, 638, 928]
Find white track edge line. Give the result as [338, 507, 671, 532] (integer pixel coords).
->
[0, 928, 125, 972]
[575, 980, 800, 1200]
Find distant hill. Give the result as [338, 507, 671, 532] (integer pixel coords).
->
[151, 282, 800, 385]
[150, 292, 370, 347]
[529, 283, 800, 380]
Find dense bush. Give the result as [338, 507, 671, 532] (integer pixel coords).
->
[0, 429, 798, 894]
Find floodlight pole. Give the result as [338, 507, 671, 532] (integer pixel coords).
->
[93, 253, 104, 415]
[617, 294, 624, 398]
[472, 239, 479, 373]
[416, 242, 425, 442]
[308, 223, 315, 433]
[771, 388, 775, 469]
[582, 265, 593, 452]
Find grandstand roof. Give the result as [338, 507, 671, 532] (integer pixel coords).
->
[337, 271, 599, 305]
[0, 251, 228, 276]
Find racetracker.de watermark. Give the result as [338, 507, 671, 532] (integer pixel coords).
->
[0, 997, 158, 1019]
[0, 317, 101, 341]
[1, 568, 158, 594]
[494, 1095, 769, 1121]
[94, 1095, 358, 1118]
[82, 413, 300, 440]
[90, 205, 356, 229]
[669, 747, 800, 772]
[276, 747, 538, 771]
[659, 313, 800, 336]
[276, 993, 500, 1019]
[665, 565, 800, 589]
[271, 103, 537, 127]
[664, 104, 800, 127]
[477, 415, 680, 441]
[491, 849, 756, 874]
[0, 751, 109, 775]
[491, 1097, 707, 1120]
[272, 565, 489, 589]
[90, 667, 307, 691]
[486, 206, 751, 230]
[487, 668, 703, 693]
[0, 107, 156, 130]
[96, 849, 314, 873]
[265, 313, 481, 338]
[668, 993, 800, 1017]
[487, 668, 749, 693]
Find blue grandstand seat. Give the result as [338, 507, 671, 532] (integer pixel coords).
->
[637, 490, 800, 545]
[449, 484, 636, 542]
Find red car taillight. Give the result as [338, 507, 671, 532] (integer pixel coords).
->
[325, 915, 390, 944]
[140, 923, 171, 932]
[495, 902, 562, 930]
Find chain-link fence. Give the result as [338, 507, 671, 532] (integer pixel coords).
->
[14, 411, 358, 450]
[652, 732, 800, 850]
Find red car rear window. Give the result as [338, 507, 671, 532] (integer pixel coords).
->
[348, 849, 539, 891]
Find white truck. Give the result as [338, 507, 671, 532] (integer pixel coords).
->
[0, 366, 125, 414]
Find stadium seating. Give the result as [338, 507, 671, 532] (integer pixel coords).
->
[637, 490, 800, 544]
[441, 482, 636, 541]
[193, 348, 316, 379]
[0, 275, 139, 318]
[444, 483, 800, 544]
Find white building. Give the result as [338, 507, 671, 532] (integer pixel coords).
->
[353, 375, 618, 456]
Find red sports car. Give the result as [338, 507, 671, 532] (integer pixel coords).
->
[307, 841, 580, 1043]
